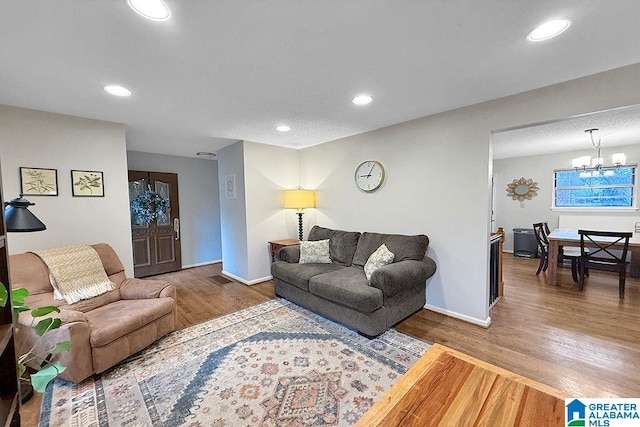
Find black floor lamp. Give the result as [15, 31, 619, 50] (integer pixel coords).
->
[4, 195, 46, 403]
[284, 189, 316, 240]
[4, 195, 47, 232]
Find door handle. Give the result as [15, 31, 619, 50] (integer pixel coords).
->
[173, 218, 180, 241]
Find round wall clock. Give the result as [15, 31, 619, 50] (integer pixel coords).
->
[355, 160, 385, 192]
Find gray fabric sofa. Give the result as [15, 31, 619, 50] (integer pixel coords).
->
[271, 226, 437, 337]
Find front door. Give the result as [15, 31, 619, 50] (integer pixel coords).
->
[128, 170, 182, 277]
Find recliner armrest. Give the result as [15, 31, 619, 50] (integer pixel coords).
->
[18, 308, 88, 327]
[279, 245, 301, 263]
[120, 278, 175, 300]
[15, 312, 93, 384]
[370, 258, 437, 297]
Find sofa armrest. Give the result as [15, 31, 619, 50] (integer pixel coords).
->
[370, 258, 437, 297]
[15, 311, 93, 383]
[17, 308, 88, 327]
[279, 245, 301, 263]
[120, 278, 175, 300]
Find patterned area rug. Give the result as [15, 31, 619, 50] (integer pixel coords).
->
[39, 299, 430, 426]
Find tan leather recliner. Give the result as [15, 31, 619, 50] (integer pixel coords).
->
[9, 243, 177, 383]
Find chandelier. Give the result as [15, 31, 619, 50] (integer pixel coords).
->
[571, 128, 626, 177]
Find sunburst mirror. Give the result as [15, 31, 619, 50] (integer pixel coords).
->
[506, 177, 539, 202]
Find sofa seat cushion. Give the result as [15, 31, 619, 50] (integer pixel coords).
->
[85, 298, 175, 347]
[272, 262, 344, 291]
[309, 267, 383, 313]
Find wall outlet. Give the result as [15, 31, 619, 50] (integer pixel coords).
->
[520, 202, 525, 208]
[635, 222, 640, 233]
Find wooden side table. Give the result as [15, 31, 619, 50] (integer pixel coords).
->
[269, 238, 299, 262]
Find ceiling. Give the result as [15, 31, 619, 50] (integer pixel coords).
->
[2, 1, 640, 159]
[492, 104, 640, 160]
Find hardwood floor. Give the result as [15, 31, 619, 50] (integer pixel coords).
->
[20, 256, 640, 425]
[396, 254, 640, 398]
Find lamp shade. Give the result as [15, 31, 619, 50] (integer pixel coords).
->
[284, 189, 316, 210]
[4, 196, 46, 232]
[612, 153, 627, 166]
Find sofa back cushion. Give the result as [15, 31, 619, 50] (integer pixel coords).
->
[9, 252, 52, 296]
[91, 244, 126, 286]
[308, 225, 361, 266]
[9, 243, 127, 295]
[352, 232, 429, 268]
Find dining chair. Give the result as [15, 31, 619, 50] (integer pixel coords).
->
[578, 230, 632, 298]
[533, 223, 550, 275]
[533, 222, 583, 281]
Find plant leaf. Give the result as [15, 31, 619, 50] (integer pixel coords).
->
[35, 318, 62, 336]
[0, 284, 7, 308]
[11, 288, 30, 306]
[50, 341, 72, 354]
[31, 362, 66, 393]
[31, 306, 61, 317]
[17, 363, 26, 378]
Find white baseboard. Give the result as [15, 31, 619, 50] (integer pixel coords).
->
[222, 270, 272, 286]
[424, 303, 492, 328]
[182, 259, 222, 269]
[503, 249, 514, 254]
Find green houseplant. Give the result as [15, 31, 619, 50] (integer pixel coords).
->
[0, 284, 71, 392]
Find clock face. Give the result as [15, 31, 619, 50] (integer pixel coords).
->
[355, 160, 385, 192]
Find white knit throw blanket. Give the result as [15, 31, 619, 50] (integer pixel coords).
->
[33, 245, 115, 304]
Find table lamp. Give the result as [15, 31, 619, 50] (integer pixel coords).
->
[284, 189, 316, 240]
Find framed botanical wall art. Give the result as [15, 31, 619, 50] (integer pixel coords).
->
[20, 167, 58, 196]
[71, 170, 104, 197]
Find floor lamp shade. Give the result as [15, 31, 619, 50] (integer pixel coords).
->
[284, 190, 316, 211]
[284, 189, 316, 240]
[4, 196, 46, 232]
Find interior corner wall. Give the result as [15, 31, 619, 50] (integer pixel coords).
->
[243, 141, 300, 281]
[298, 62, 640, 325]
[0, 105, 134, 276]
[126, 150, 222, 267]
[494, 144, 640, 252]
[217, 141, 249, 279]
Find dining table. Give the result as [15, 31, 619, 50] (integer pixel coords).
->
[546, 228, 640, 285]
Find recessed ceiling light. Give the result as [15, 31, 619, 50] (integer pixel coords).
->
[276, 125, 291, 132]
[127, 0, 171, 21]
[526, 19, 571, 41]
[352, 95, 373, 105]
[103, 85, 132, 97]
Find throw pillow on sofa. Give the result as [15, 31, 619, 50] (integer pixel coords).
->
[364, 244, 395, 280]
[299, 239, 332, 264]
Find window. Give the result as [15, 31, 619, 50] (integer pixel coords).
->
[553, 166, 636, 208]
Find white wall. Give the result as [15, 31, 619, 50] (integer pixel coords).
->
[494, 144, 640, 252]
[126, 150, 222, 267]
[217, 141, 249, 279]
[0, 105, 134, 275]
[244, 141, 300, 281]
[217, 141, 301, 284]
[299, 63, 640, 326]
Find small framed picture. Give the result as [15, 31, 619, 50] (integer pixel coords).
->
[225, 174, 236, 199]
[20, 167, 58, 196]
[71, 170, 104, 197]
